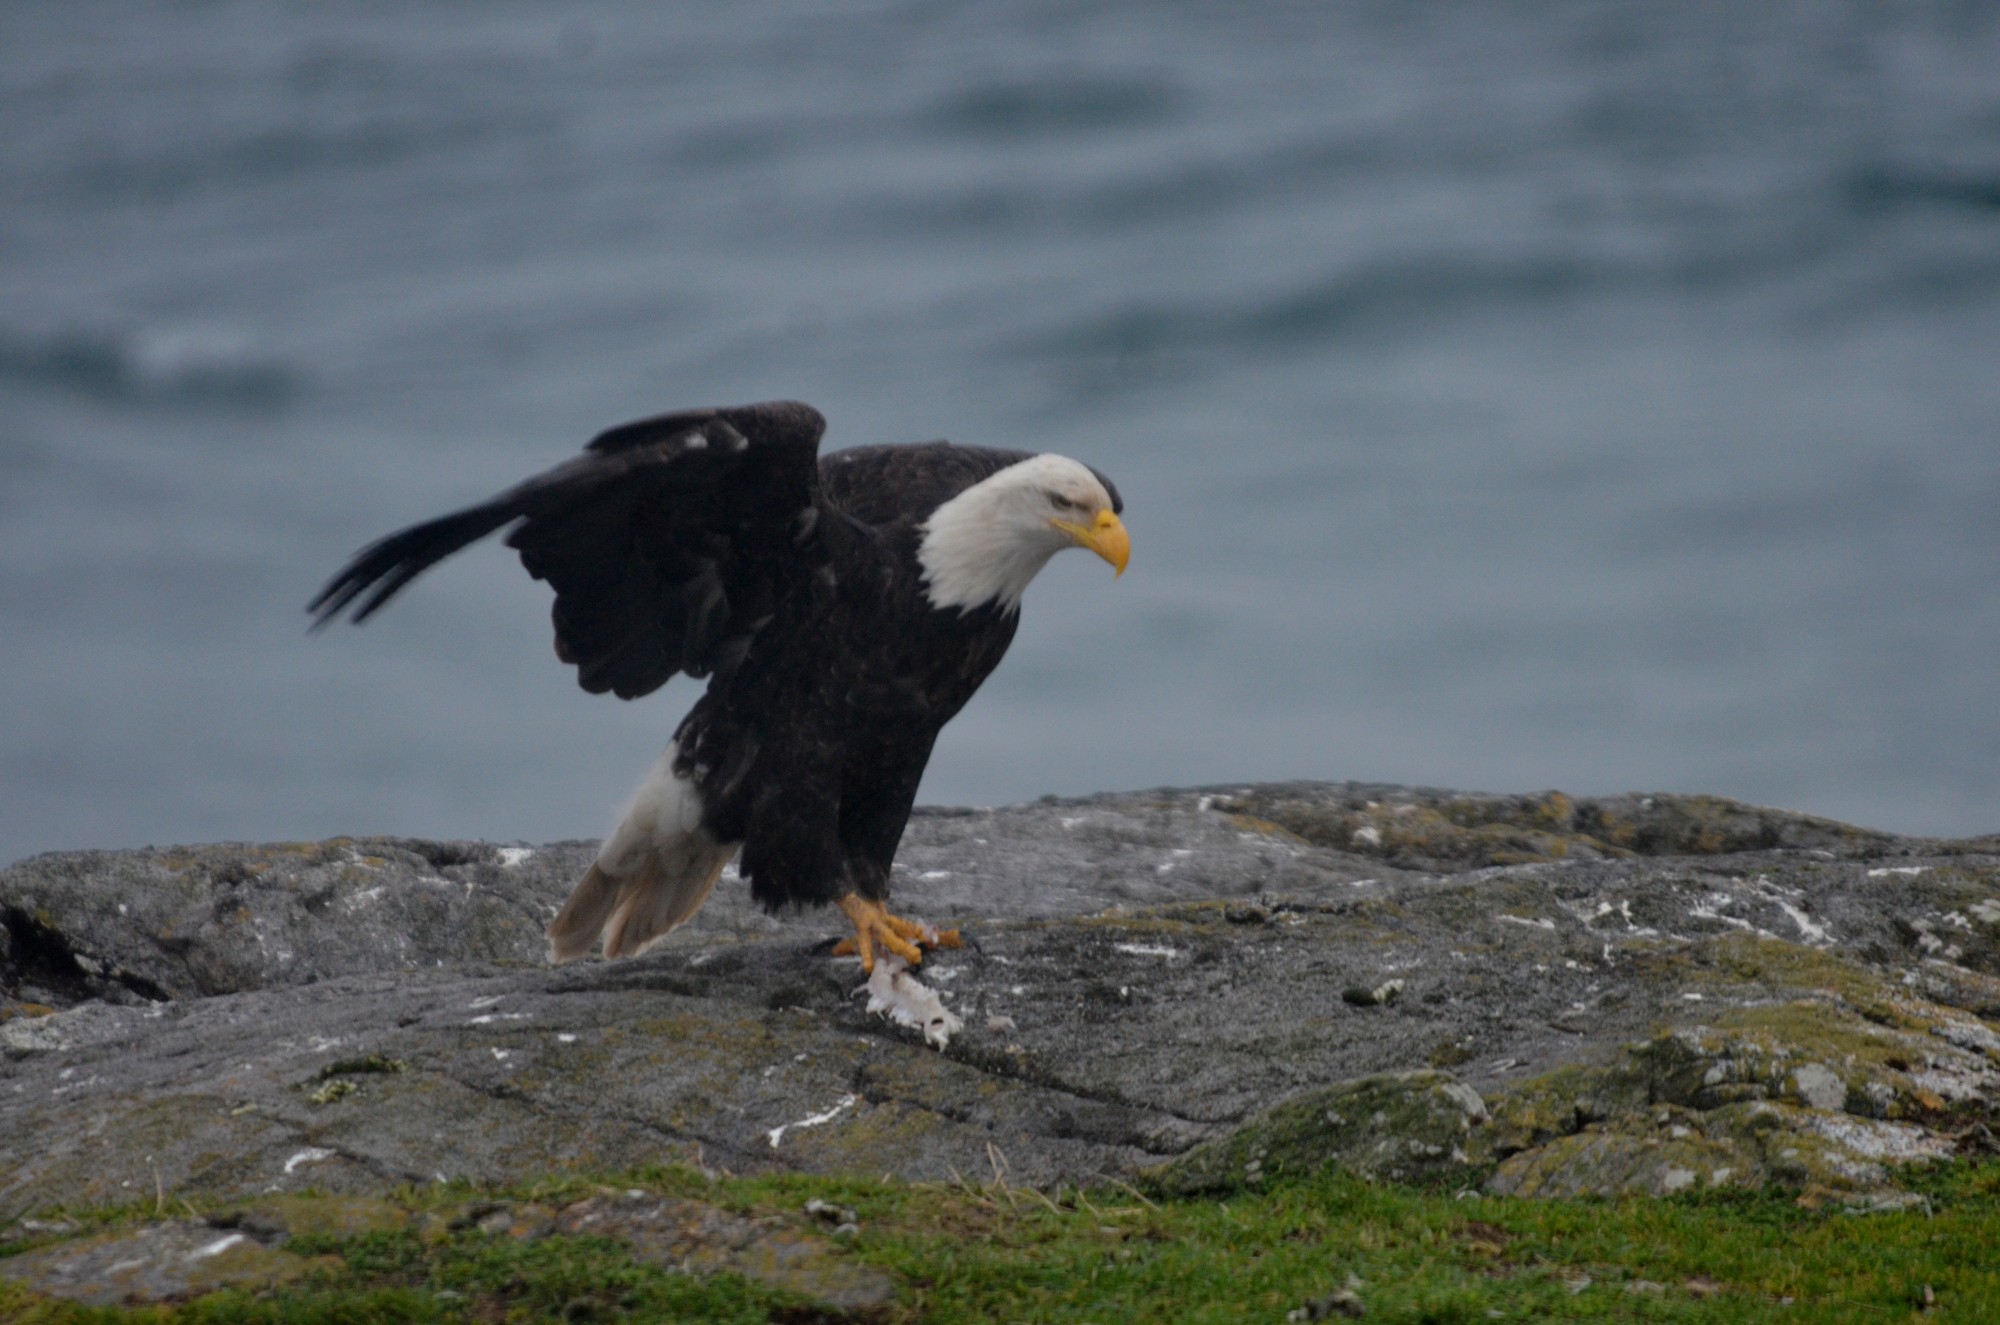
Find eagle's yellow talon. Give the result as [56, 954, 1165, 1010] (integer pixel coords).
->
[835, 895, 956, 972]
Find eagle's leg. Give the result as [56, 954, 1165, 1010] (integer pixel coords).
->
[832, 894, 963, 972]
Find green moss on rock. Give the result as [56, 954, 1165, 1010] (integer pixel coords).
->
[1148, 1071, 1488, 1195]
[0, 1220, 323, 1307]
[213, 1194, 411, 1242]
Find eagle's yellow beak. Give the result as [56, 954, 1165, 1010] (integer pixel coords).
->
[1055, 509, 1130, 577]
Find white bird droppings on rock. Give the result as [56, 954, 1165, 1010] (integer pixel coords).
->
[1113, 942, 1183, 959]
[283, 1147, 335, 1175]
[187, 1233, 249, 1261]
[767, 1093, 859, 1148]
[1777, 901, 1830, 944]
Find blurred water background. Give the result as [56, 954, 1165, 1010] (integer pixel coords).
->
[4, 2, 1999, 862]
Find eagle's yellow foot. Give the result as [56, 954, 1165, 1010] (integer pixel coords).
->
[832, 894, 963, 973]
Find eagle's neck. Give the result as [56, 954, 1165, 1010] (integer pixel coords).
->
[916, 469, 1061, 614]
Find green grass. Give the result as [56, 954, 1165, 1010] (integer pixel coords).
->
[7, 1160, 2000, 1323]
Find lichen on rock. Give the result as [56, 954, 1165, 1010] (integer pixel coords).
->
[1476, 935, 2000, 1198]
[1149, 1070, 1490, 1194]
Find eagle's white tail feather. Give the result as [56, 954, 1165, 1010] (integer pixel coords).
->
[600, 849, 731, 958]
[546, 744, 737, 962]
[545, 861, 623, 962]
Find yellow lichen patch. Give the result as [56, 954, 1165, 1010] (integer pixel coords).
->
[858, 1054, 1006, 1107]
[624, 1012, 771, 1051]
[1219, 791, 1636, 869]
[1225, 813, 1312, 844]
[256, 840, 336, 858]
[1675, 933, 1934, 1031]
[1479, 1063, 1646, 1160]
[1069, 913, 1205, 938]
[1439, 791, 1574, 833]
[1487, 1126, 1749, 1199]
[1224, 787, 1901, 867]
[306, 1079, 358, 1106]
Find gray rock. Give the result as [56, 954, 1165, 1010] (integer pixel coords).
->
[3, 783, 1997, 1220]
[0, 837, 579, 1001]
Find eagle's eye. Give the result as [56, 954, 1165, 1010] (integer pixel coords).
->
[1047, 492, 1076, 512]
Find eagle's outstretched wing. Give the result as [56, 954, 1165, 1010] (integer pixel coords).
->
[308, 400, 831, 700]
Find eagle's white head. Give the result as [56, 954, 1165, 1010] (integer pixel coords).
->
[918, 453, 1130, 613]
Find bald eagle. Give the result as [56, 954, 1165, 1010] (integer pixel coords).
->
[311, 400, 1128, 970]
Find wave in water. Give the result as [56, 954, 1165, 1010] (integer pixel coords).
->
[0, 323, 300, 408]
